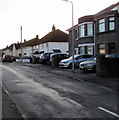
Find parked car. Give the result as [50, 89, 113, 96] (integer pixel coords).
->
[12, 56, 20, 61]
[59, 54, 92, 68]
[39, 52, 54, 64]
[79, 57, 96, 71]
[2, 55, 12, 62]
[105, 54, 119, 58]
[50, 53, 70, 66]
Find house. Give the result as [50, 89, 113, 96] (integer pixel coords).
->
[20, 25, 68, 57]
[94, 2, 119, 55]
[67, 2, 119, 56]
[2, 43, 21, 57]
[67, 15, 94, 55]
[67, 24, 78, 55]
[2, 46, 11, 55]
[3, 25, 68, 58]
[36, 25, 68, 54]
[20, 35, 40, 57]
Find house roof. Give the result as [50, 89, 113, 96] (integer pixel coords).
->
[22, 35, 40, 47]
[37, 29, 68, 44]
[66, 24, 78, 31]
[2, 46, 9, 50]
[95, 2, 119, 19]
[2, 43, 21, 51]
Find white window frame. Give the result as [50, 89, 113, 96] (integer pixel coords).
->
[99, 18, 105, 33]
[109, 17, 115, 31]
[79, 25, 85, 37]
[87, 23, 93, 36]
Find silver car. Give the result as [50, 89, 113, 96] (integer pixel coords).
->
[79, 57, 96, 71]
[59, 54, 92, 68]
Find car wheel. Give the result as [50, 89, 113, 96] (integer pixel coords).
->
[68, 63, 72, 68]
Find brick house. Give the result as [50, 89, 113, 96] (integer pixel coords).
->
[94, 2, 119, 55]
[67, 15, 94, 56]
[67, 2, 119, 56]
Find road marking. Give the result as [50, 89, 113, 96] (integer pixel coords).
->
[5, 89, 9, 94]
[21, 114, 27, 119]
[98, 107, 119, 118]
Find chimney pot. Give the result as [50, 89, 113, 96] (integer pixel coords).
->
[24, 39, 26, 43]
[52, 25, 56, 31]
[36, 35, 39, 39]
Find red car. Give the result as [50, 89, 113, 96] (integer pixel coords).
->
[2, 55, 12, 62]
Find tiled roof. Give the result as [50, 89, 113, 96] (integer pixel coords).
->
[37, 29, 68, 44]
[22, 36, 40, 47]
[2, 43, 21, 51]
[2, 46, 9, 50]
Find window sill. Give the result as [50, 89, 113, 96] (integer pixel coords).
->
[97, 30, 116, 34]
[77, 36, 94, 39]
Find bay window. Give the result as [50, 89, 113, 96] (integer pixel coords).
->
[87, 24, 93, 36]
[79, 25, 85, 37]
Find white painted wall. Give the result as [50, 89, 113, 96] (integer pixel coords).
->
[48, 42, 68, 53]
[12, 44, 17, 56]
[22, 46, 33, 57]
[3, 49, 11, 55]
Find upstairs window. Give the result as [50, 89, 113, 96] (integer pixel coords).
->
[79, 25, 85, 37]
[109, 17, 115, 31]
[87, 23, 93, 36]
[99, 19, 105, 33]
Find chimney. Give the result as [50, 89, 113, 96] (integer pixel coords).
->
[52, 25, 56, 31]
[36, 35, 39, 39]
[24, 39, 26, 43]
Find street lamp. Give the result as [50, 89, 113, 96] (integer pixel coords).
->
[20, 26, 23, 62]
[62, 0, 75, 72]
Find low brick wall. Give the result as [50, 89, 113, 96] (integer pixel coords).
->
[96, 55, 119, 77]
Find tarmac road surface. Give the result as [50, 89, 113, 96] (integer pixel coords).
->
[1, 62, 119, 119]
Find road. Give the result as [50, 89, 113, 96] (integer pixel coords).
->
[1, 62, 119, 119]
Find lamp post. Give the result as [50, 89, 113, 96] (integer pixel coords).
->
[20, 26, 23, 62]
[62, 0, 75, 72]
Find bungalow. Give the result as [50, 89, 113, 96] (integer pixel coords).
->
[3, 26, 68, 58]
[20, 35, 40, 57]
[2, 43, 21, 57]
[36, 25, 68, 54]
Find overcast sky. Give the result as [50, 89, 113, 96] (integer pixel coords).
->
[0, 0, 118, 49]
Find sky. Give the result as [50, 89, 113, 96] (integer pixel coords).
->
[0, 0, 119, 49]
